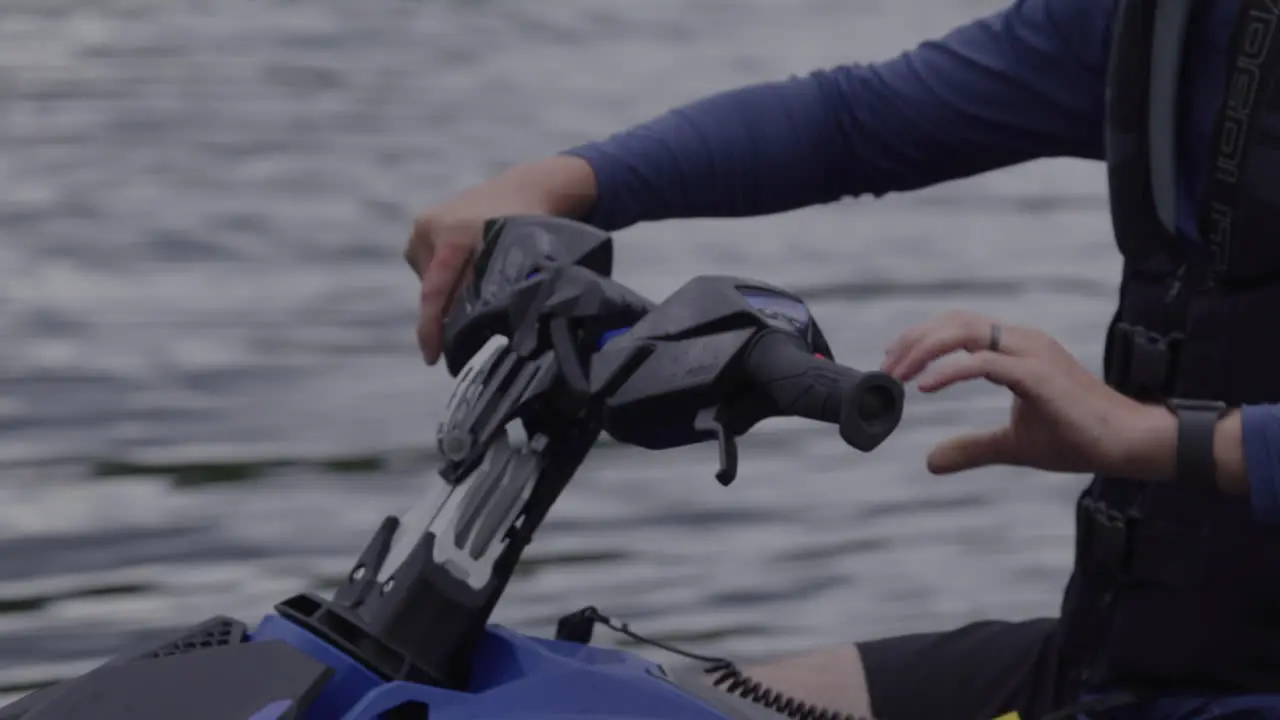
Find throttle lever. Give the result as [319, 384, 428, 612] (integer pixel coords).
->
[694, 406, 739, 486]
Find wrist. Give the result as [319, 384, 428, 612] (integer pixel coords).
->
[1114, 402, 1178, 481]
[510, 155, 599, 219]
[1114, 402, 1246, 493]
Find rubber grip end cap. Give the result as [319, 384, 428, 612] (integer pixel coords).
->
[838, 371, 904, 452]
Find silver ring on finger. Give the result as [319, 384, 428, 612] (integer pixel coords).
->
[988, 323, 1002, 353]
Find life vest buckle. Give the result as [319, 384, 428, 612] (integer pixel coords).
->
[1079, 496, 1140, 579]
[1105, 323, 1184, 400]
[1078, 493, 1208, 589]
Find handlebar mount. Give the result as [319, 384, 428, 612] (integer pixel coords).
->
[272, 216, 905, 694]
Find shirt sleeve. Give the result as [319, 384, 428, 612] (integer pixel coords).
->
[565, 0, 1116, 232]
[1243, 405, 1280, 523]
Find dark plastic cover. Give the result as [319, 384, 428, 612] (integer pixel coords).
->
[2, 640, 331, 720]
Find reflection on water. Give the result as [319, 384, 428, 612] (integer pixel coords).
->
[0, 0, 1115, 701]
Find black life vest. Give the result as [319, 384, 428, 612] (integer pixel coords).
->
[1059, 0, 1280, 694]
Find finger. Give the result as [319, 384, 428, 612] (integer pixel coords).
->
[418, 241, 473, 365]
[896, 317, 1050, 382]
[891, 319, 992, 382]
[405, 217, 436, 278]
[916, 351, 1033, 395]
[927, 426, 1017, 474]
[405, 244, 424, 276]
[883, 310, 991, 376]
[881, 327, 922, 372]
[882, 316, 949, 373]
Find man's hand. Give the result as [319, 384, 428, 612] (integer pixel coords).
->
[406, 213, 484, 366]
[881, 310, 1175, 478]
[407, 156, 598, 365]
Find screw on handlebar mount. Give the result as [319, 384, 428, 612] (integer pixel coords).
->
[271, 215, 905, 696]
[273, 217, 652, 691]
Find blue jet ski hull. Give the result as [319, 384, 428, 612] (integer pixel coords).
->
[0, 612, 773, 720]
[250, 613, 735, 720]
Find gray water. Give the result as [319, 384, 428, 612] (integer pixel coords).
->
[0, 0, 1122, 701]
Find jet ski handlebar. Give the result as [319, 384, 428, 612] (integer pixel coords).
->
[741, 328, 902, 451]
[275, 215, 903, 693]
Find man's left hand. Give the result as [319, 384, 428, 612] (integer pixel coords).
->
[881, 310, 1174, 477]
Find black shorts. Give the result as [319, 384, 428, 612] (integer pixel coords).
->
[858, 618, 1077, 720]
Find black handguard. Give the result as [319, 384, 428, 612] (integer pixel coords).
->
[441, 215, 616, 376]
[593, 275, 905, 485]
[740, 329, 902, 452]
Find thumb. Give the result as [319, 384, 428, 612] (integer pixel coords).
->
[927, 427, 1016, 475]
[418, 239, 475, 366]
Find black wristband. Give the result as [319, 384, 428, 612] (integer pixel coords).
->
[1164, 398, 1228, 491]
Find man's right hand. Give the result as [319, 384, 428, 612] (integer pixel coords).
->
[406, 155, 598, 365]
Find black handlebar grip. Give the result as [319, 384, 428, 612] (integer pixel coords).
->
[741, 330, 904, 452]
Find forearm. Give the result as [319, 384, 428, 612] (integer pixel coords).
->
[1215, 410, 1248, 492]
[482, 155, 600, 220]
[562, 75, 868, 231]
[565, 0, 1113, 232]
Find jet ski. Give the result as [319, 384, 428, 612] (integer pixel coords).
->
[0, 215, 905, 720]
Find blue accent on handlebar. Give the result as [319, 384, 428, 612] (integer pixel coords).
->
[523, 273, 629, 349]
[598, 327, 631, 349]
[246, 700, 294, 720]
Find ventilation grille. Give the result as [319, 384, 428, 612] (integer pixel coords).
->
[144, 617, 247, 659]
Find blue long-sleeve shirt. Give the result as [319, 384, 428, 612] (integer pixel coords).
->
[565, 0, 1280, 526]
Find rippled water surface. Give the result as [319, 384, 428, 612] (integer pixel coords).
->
[0, 0, 1121, 700]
